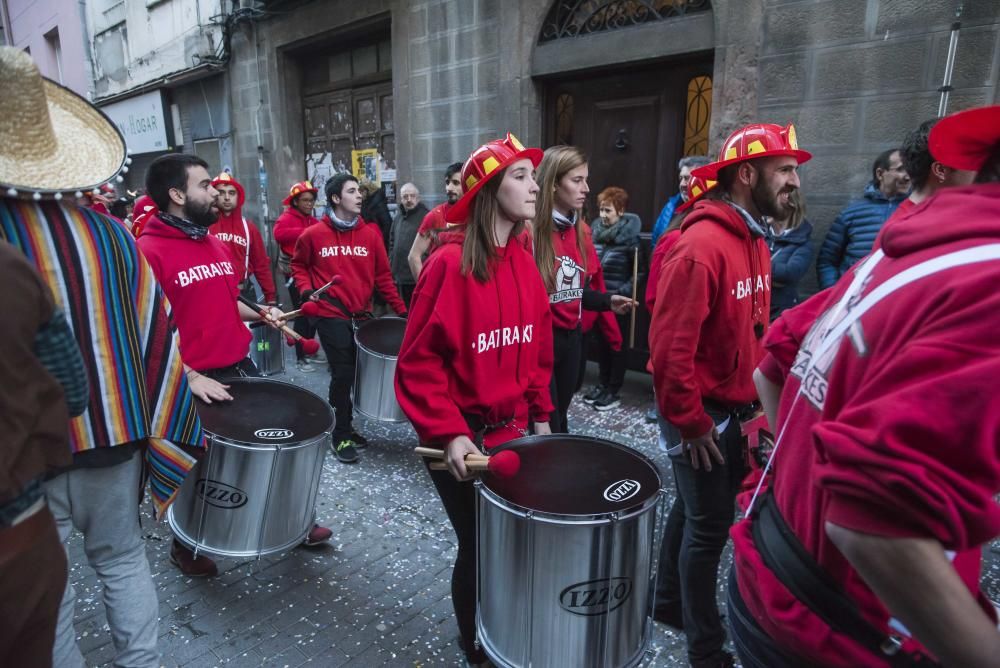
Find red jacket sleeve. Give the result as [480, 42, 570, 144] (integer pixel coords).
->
[247, 223, 277, 302]
[273, 211, 303, 247]
[817, 341, 1000, 550]
[290, 231, 314, 294]
[759, 287, 833, 384]
[650, 256, 715, 438]
[371, 230, 407, 315]
[394, 260, 471, 445]
[526, 291, 555, 423]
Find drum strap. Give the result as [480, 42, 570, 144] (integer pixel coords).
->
[462, 412, 514, 448]
[750, 490, 941, 667]
[317, 292, 372, 328]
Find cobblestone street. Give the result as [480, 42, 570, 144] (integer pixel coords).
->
[69, 348, 1000, 668]
[70, 348, 696, 667]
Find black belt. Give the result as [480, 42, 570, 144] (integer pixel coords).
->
[462, 413, 515, 448]
[704, 398, 760, 422]
[751, 491, 940, 667]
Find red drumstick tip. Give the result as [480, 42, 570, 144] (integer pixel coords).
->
[301, 339, 321, 355]
[301, 300, 320, 317]
[488, 450, 521, 478]
[284, 334, 297, 347]
[330, 275, 343, 285]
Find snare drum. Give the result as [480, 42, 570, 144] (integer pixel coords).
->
[476, 435, 663, 668]
[353, 317, 407, 422]
[167, 378, 333, 559]
[248, 324, 285, 376]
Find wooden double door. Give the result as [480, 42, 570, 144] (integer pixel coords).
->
[544, 57, 713, 369]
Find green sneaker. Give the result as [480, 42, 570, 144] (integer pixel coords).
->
[333, 439, 359, 464]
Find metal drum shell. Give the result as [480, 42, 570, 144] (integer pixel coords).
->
[476, 435, 662, 668]
[248, 324, 285, 376]
[353, 317, 407, 423]
[167, 378, 332, 560]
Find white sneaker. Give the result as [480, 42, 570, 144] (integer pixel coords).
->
[295, 359, 316, 373]
[308, 349, 327, 364]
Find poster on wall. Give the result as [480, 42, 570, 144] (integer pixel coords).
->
[351, 148, 380, 185]
[306, 152, 333, 208]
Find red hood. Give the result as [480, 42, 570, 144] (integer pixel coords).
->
[879, 183, 1000, 258]
[681, 198, 756, 239]
[211, 175, 246, 223]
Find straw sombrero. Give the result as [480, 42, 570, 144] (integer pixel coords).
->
[0, 47, 128, 199]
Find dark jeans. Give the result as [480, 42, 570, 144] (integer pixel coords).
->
[397, 282, 416, 310]
[655, 405, 747, 664]
[549, 326, 583, 433]
[594, 317, 627, 394]
[201, 356, 260, 382]
[727, 568, 800, 668]
[425, 462, 486, 664]
[286, 278, 317, 361]
[315, 317, 356, 440]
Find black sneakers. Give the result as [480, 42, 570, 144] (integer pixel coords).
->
[333, 439, 359, 463]
[582, 384, 606, 404]
[593, 391, 621, 411]
[349, 431, 368, 449]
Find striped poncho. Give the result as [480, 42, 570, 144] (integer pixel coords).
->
[0, 198, 206, 517]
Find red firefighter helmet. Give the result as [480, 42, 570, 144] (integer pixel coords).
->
[446, 132, 544, 223]
[693, 123, 811, 180]
[675, 173, 718, 215]
[283, 180, 318, 206]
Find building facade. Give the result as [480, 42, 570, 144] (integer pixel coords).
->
[1, 0, 93, 95]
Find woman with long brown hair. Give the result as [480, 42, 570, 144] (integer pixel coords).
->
[395, 133, 554, 667]
[532, 145, 634, 432]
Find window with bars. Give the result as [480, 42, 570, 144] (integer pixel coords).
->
[540, 0, 711, 42]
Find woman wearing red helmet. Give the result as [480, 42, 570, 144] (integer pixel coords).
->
[395, 133, 555, 667]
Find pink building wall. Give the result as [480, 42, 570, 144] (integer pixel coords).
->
[5, 0, 90, 96]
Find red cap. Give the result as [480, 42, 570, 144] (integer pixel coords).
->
[675, 174, 718, 215]
[693, 123, 811, 180]
[929, 105, 1000, 172]
[446, 133, 543, 223]
[283, 180, 318, 206]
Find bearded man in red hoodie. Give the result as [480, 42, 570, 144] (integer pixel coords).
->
[210, 172, 278, 303]
[291, 172, 407, 464]
[649, 123, 810, 668]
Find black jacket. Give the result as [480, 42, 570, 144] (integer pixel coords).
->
[361, 188, 393, 251]
[389, 202, 429, 285]
[767, 219, 815, 320]
[590, 213, 642, 296]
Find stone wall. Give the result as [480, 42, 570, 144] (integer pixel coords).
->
[754, 0, 1000, 292]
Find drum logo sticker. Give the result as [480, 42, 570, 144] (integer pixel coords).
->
[196, 479, 249, 509]
[559, 577, 633, 616]
[603, 479, 641, 503]
[254, 428, 294, 439]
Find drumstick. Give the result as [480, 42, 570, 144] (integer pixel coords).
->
[413, 446, 486, 460]
[237, 295, 320, 354]
[424, 450, 521, 478]
[312, 275, 343, 298]
[280, 300, 320, 320]
[629, 246, 638, 349]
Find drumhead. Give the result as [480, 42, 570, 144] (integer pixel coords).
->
[196, 378, 332, 445]
[355, 317, 407, 356]
[482, 435, 660, 516]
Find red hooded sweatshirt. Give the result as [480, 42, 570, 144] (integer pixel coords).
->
[395, 235, 554, 447]
[650, 199, 771, 438]
[209, 176, 277, 302]
[131, 195, 158, 237]
[290, 216, 407, 319]
[274, 206, 317, 259]
[137, 215, 251, 371]
[733, 183, 1000, 666]
[417, 202, 454, 237]
[547, 223, 599, 331]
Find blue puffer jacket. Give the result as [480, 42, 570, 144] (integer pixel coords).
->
[651, 192, 683, 248]
[816, 183, 906, 288]
[767, 220, 814, 320]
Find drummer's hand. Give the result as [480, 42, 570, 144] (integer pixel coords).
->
[444, 435, 480, 481]
[683, 426, 724, 472]
[262, 306, 286, 329]
[188, 373, 233, 404]
[533, 421, 552, 436]
[610, 295, 637, 315]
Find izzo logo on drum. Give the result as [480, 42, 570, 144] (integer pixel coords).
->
[254, 428, 294, 439]
[603, 479, 641, 503]
[559, 577, 633, 616]
[196, 479, 249, 509]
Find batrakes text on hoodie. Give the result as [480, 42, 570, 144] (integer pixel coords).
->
[176, 261, 236, 287]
